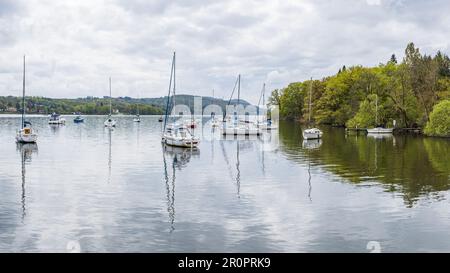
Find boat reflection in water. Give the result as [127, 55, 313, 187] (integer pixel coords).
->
[302, 139, 322, 202]
[367, 132, 394, 139]
[302, 139, 323, 150]
[162, 144, 199, 232]
[16, 142, 38, 220]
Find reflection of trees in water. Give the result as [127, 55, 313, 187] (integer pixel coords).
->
[162, 145, 199, 232]
[278, 120, 450, 207]
[16, 143, 38, 221]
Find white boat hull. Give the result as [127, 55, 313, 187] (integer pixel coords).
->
[302, 128, 323, 140]
[367, 127, 394, 134]
[16, 132, 38, 143]
[48, 119, 66, 125]
[104, 120, 117, 127]
[366, 127, 393, 134]
[163, 136, 199, 148]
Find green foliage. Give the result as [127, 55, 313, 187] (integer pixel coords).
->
[279, 82, 305, 120]
[424, 100, 450, 137]
[274, 42, 450, 131]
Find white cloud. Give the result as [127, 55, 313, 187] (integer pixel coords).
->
[0, 0, 449, 104]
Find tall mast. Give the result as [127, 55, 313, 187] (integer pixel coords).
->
[109, 77, 112, 115]
[163, 51, 175, 132]
[237, 74, 240, 105]
[262, 83, 265, 107]
[21, 55, 26, 129]
[173, 52, 176, 110]
[308, 77, 312, 124]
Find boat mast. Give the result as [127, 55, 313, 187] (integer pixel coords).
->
[109, 77, 112, 116]
[263, 83, 265, 122]
[173, 52, 176, 111]
[163, 52, 176, 132]
[308, 77, 312, 124]
[21, 55, 26, 129]
[237, 74, 240, 105]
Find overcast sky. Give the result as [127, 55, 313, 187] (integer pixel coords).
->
[0, 0, 449, 104]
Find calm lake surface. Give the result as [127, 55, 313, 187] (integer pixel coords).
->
[0, 115, 449, 252]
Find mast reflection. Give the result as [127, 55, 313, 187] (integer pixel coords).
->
[302, 139, 322, 202]
[16, 143, 38, 221]
[162, 144, 199, 232]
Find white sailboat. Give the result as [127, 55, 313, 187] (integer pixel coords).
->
[104, 77, 117, 128]
[16, 56, 38, 143]
[256, 83, 277, 130]
[221, 75, 261, 136]
[303, 78, 323, 140]
[162, 52, 200, 148]
[366, 94, 393, 134]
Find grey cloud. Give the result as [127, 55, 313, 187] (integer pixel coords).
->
[0, 0, 449, 103]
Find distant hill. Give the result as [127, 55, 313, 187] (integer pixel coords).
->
[0, 95, 251, 115]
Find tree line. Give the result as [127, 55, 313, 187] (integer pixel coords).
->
[268, 43, 450, 136]
[0, 96, 164, 115]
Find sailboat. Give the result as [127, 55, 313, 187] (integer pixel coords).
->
[104, 77, 117, 127]
[302, 78, 323, 140]
[162, 52, 200, 148]
[16, 56, 38, 143]
[221, 75, 261, 135]
[133, 96, 141, 122]
[257, 83, 277, 130]
[366, 94, 393, 134]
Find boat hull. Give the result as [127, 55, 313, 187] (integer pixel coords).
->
[48, 119, 66, 125]
[104, 120, 116, 127]
[366, 128, 393, 134]
[302, 129, 323, 140]
[16, 133, 37, 143]
[221, 127, 261, 135]
[163, 136, 199, 148]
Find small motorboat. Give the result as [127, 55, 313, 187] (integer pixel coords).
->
[133, 114, 141, 122]
[48, 113, 66, 125]
[158, 116, 163, 122]
[302, 128, 323, 140]
[73, 115, 84, 123]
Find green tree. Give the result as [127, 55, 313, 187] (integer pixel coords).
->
[424, 99, 450, 137]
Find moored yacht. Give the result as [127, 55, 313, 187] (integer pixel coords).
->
[104, 77, 116, 128]
[48, 113, 66, 125]
[161, 52, 200, 148]
[16, 56, 38, 144]
[302, 78, 322, 140]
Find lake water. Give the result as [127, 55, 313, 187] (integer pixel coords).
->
[0, 115, 449, 252]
